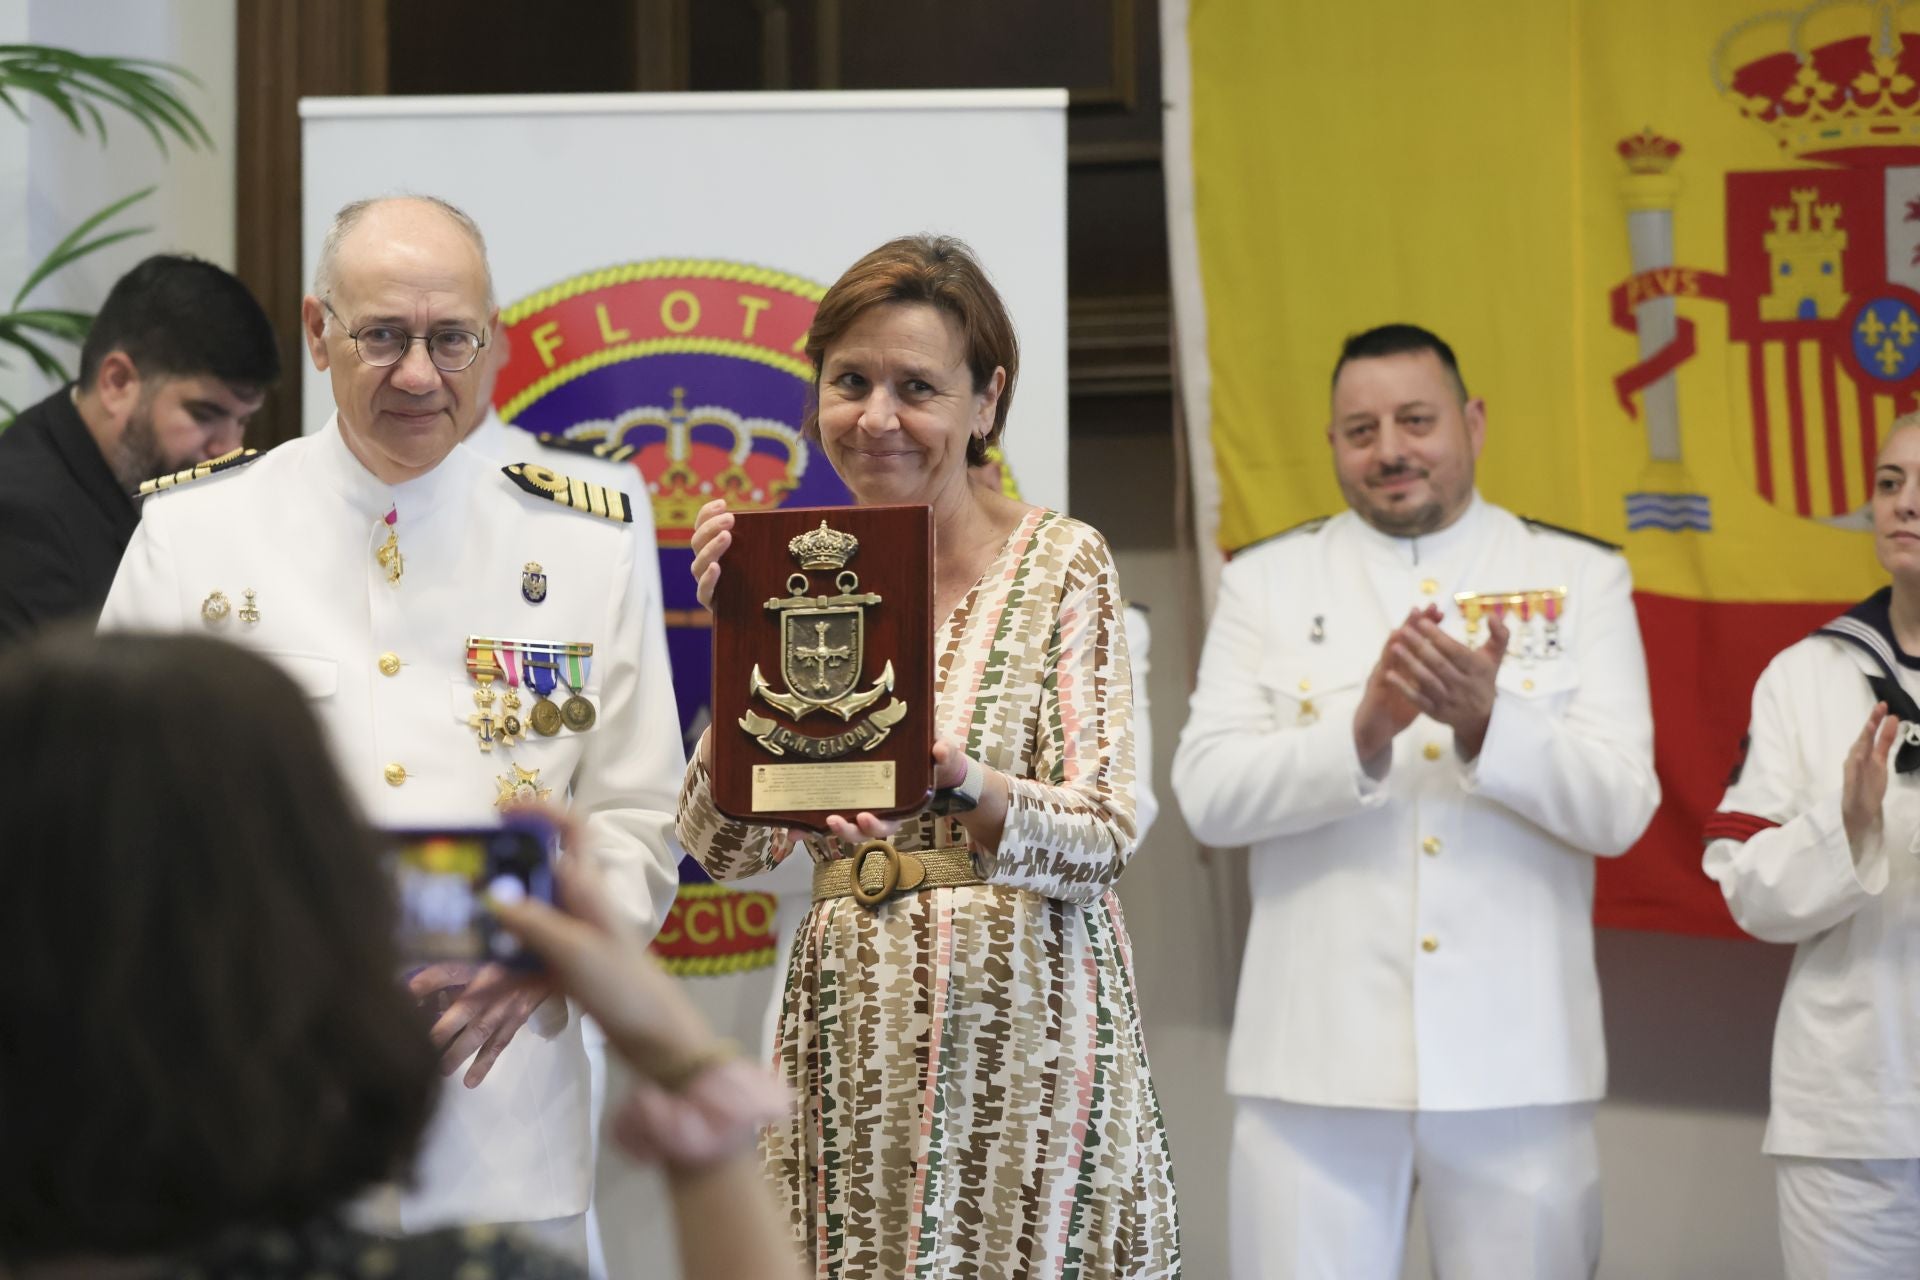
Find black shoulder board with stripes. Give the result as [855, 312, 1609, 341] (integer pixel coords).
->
[132, 446, 261, 498]
[1520, 516, 1622, 553]
[1230, 514, 1330, 559]
[501, 462, 634, 524]
[533, 432, 638, 465]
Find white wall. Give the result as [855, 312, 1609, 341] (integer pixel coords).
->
[1081, 431, 1793, 1280]
[0, 0, 235, 411]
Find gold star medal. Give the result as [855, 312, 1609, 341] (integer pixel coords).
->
[494, 764, 552, 811]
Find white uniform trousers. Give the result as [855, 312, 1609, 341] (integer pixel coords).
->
[1777, 1156, 1920, 1279]
[1230, 1098, 1601, 1280]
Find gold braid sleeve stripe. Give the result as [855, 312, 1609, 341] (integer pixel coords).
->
[501, 463, 635, 523]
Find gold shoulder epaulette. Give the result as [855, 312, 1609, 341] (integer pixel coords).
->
[1520, 516, 1623, 553]
[502, 462, 634, 523]
[1230, 514, 1330, 559]
[133, 446, 261, 498]
[533, 431, 638, 465]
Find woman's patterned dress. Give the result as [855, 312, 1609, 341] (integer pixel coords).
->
[678, 508, 1181, 1279]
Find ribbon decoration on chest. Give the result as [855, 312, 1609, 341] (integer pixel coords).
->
[465, 640, 504, 752]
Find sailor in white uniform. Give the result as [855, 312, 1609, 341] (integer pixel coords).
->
[1706, 417, 1920, 1280]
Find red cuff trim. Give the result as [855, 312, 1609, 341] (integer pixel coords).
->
[1702, 811, 1782, 844]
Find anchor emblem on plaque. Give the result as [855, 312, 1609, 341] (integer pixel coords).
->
[740, 521, 907, 758]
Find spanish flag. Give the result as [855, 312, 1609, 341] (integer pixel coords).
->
[1166, 0, 1913, 936]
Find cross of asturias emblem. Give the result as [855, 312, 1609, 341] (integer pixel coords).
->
[740, 519, 909, 759]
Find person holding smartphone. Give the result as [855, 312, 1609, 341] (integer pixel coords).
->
[0, 629, 795, 1280]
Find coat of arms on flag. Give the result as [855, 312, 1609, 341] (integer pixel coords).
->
[1612, 1, 1920, 533]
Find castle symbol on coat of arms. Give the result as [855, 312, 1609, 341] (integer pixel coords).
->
[1761, 189, 1848, 322]
[1608, 0, 1920, 532]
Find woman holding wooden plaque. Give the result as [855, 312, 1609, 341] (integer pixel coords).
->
[679, 235, 1181, 1277]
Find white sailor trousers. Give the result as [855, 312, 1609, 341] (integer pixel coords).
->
[1777, 1155, 1920, 1279]
[1230, 1097, 1601, 1280]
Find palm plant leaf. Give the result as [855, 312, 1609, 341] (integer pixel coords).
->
[0, 45, 210, 153]
[5, 309, 94, 342]
[11, 186, 155, 308]
[0, 318, 77, 381]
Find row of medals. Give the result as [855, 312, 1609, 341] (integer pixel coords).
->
[1456, 587, 1568, 659]
[467, 639, 596, 752]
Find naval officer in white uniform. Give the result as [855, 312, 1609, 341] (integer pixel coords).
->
[1173, 323, 1659, 1280]
[100, 195, 685, 1255]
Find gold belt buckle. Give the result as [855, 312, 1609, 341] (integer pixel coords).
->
[848, 838, 926, 910]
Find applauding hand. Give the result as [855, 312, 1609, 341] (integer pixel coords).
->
[1842, 701, 1901, 851]
[1383, 607, 1509, 761]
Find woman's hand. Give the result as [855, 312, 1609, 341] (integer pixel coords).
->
[821, 739, 976, 844]
[690, 498, 735, 612]
[824, 811, 903, 844]
[932, 736, 980, 788]
[1842, 701, 1901, 850]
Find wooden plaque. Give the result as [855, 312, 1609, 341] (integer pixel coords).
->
[710, 504, 934, 832]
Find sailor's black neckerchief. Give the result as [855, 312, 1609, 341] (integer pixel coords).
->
[1815, 586, 1920, 773]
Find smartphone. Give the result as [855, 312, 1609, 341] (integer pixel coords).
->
[387, 821, 556, 969]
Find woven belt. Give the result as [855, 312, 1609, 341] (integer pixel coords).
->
[812, 840, 983, 910]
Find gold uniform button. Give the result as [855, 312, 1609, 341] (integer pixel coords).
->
[1422, 836, 1442, 856]
[1421, 935, 1440, 953]
[1298, 679, 1312, 693]
[1423, 742, 1443, 761]
[1420, 578, 1439, 595]
[383, 763, 408, 787]
[378, 652, 402, 676]
[1522, 678, 1536, 692]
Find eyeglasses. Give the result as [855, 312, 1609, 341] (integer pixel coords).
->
[322, 299, 487, 373]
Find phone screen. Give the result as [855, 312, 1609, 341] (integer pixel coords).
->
[389, 826, 555, 969]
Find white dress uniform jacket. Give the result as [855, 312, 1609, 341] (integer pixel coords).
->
[1173, 496, 1659, 1110]
[99, 418, 686, 1229]
[1705, 600, 1920, 1158]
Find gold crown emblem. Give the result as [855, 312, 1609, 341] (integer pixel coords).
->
[1715, 0, 1920, 165]
[1616, 128, 1682, 175]
[788, 520, 858, 570]
[541, 387, 807, 546]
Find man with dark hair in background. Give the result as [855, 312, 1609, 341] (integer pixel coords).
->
[1175, 323, 1661, 1279]
[0, 254, 278, 644]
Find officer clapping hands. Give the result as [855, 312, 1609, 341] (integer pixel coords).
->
[1355, 604, 1512, 771]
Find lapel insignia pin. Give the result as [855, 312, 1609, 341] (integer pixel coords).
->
[201, 590, 230, 624]
[238, 589, 261, 625]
